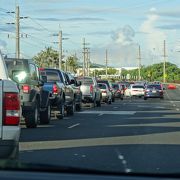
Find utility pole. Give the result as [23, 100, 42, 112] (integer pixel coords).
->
[86, 48, 90, 76]
[137, 45, 141, 81]
[58, 30, 62, 70]
[105, 49, 108, 79]
[163, 40, 167, 83]
[82, 38, 90, 76]
[15, 6, 20, 59]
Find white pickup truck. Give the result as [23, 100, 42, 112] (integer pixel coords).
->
[0, 52, 20, 159]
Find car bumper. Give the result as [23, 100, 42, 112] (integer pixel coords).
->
[0, 140, 18, 159]
[82, 95, 94, 103]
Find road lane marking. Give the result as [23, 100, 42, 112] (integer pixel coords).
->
[20, 131, 180, 151]
[68, 123, 80, 129]
[176, 108, 180, 111]
[78, 111, 136, 115]
[108, 122, 180, 128]
[98, 113, 103, 116]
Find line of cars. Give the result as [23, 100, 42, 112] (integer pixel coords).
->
[123, 81, 165, 100]
[3, 57, 124, 131]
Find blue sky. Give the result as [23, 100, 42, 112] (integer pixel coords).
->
[0, 0, 180, 67]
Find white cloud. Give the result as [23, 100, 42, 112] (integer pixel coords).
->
[0, 39, 7, 50]
[140, 8, 166, 53]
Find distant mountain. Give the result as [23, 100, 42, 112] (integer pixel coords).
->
[78, 62, 105, 68]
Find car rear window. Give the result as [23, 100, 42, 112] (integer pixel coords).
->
[45, 71, 61, 82]
[98, 80, 110, 88]
[77, 77, 93, 85]
[112, 84, 119, 89]
[132, 85, 144, 89]
[147, 85, 161, 90]
[98, 84, 107, 89]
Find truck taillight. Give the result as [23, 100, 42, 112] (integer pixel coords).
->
[102, 90, 107, 93]
[53, 84, 59, 94]
[3, 93, 20, 126]
[22, 85, 30, 93]
[90, 84, 93, 93]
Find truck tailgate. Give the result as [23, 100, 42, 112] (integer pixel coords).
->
[43, 83, 53, 93]
[80, 85, 91, 95]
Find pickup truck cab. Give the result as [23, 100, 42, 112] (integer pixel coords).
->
[0, 52, 20, 159]
[39, 68, 75, 117]
[5, 58, 51, 128]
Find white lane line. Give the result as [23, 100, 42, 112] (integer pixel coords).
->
[78, 111, 136, 115]
[113, 107, 118, 109]
[173, 104, 176, 107]
[98, 113, 103, 116]
[68, 123, 80, 129]
[176, 108, 180, 111]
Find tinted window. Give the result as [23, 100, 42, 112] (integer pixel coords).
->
[112, 84, 119, 89]
[97, 80, 110, 88]
[147, 85, 161, 90]
[132, 85, 144, 89]
[45, 71, 61, 82]
[77, 77, 93, 85]
[98, 84, 107, 89]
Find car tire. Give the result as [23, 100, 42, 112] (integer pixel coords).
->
[25, 102, 39, 128]
[40, 102, 51, 124]
[57, 100, 65, 119]
[108, 100, 112, 104]
[76, 102, 82, 111]
[144, 97, 147, 100]
[67, 101, 75, 116]
[96, 100, 101, 107]
[160, 97, 164, 100]
[112, 97, 115, 102]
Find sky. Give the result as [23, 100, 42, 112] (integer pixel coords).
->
[0, 0, 180, 67]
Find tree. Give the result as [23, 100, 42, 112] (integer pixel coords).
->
[66, 55, 79, 73]
[33, 47, 63, 68]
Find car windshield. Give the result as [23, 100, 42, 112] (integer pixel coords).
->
[1, 0, 180, 177]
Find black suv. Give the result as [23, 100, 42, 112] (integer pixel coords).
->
[5, 58, 51, 128]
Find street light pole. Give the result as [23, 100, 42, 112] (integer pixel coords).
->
[163, 40, 166, 83]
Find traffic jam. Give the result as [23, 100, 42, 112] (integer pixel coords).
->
[0, 53, 173, 159]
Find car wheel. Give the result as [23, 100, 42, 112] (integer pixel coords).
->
[108, 99, 112, 104]
[76, 102, 82, 111]
[112, 97, 115, 102]
[160, 97, 164, 100]
[96, 100, 101, 107]
[40, 102, 51, 124]
[57, 100, 65, 119]
[67, 101, 75, 116]
[144, 97, 147, 100]
[25, 103, 39, 128]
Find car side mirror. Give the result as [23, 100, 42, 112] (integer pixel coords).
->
[70, 79, 75, 85]
[38, 80, 44, 86]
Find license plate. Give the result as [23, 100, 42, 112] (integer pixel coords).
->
[152, 90, 156, 93]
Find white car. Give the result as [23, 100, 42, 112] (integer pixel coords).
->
[0, 52, 21, 159]
[125, 84, 145, 97]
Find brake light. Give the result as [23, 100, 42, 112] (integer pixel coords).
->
[39, 68, 45, 71]
[53, 84, 59, 94]
[22, 85, 30, 93]
[90, 84, 93, 93]
[3, 93, 20, 125]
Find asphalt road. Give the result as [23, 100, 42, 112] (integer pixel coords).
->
[19, 86, 180, 174]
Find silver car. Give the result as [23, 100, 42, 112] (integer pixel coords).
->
[98, 83, 112, 104]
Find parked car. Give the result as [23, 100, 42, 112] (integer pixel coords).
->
[97, 80, 115, 102]
[111, 83, 123, 100]
[76, 76, 101, 107]
[0, 53, 20, 159]
[98, 83, 112, 104]
[125, 84, 145, 98]
[5, 58, 51, 128]
[39, 68, 75, 117]
[65, 72, 82, 111]
[144, 84, 164, 100]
